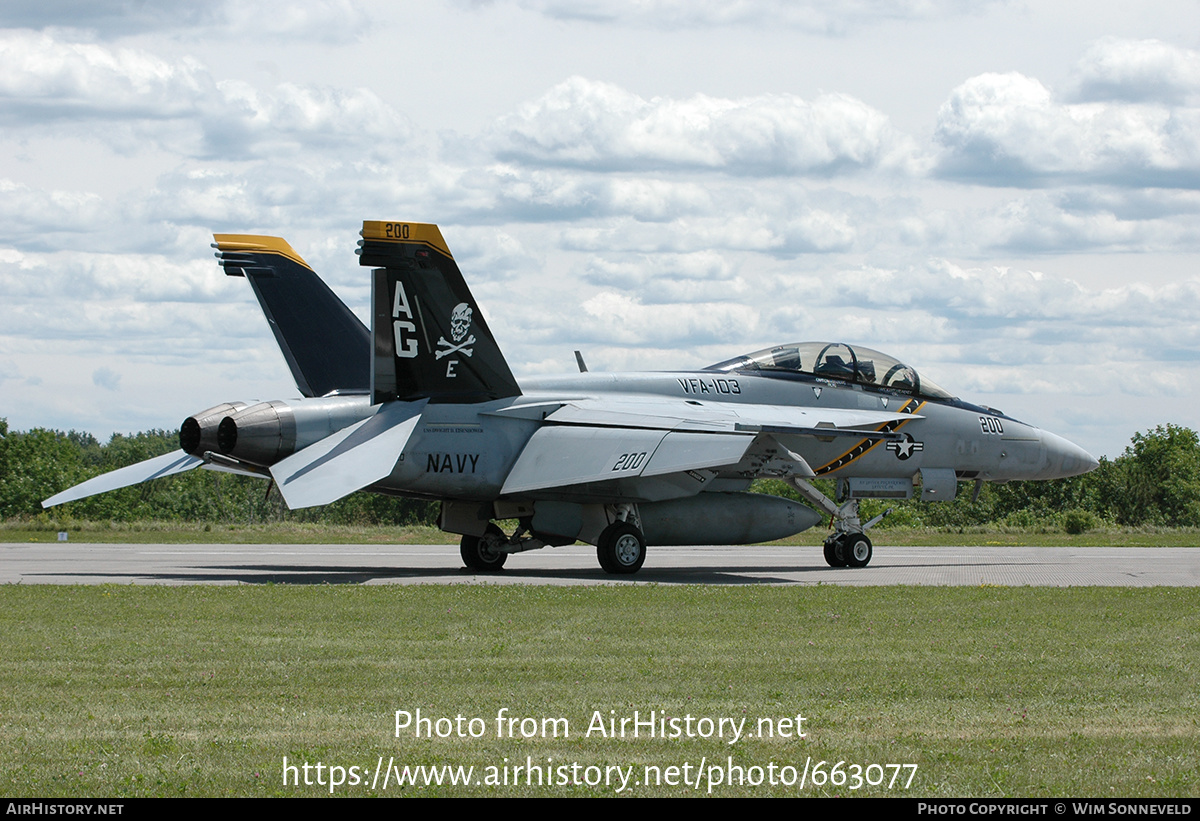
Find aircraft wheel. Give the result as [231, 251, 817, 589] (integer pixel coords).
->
[823, 537, 847, 567]
[597, 522, 646, 575]
[844, 534, 873, 568]
[460, 524, 508, 572]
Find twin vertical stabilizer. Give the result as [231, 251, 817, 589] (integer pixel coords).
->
[358, 221, 521, 404]
[213, 235, 370, 398]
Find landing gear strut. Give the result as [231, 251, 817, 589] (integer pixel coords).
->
[789, 479, 888, 569]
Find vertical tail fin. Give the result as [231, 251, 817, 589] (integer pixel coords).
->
[358, 221, 521, 404]
[213, 235, 370, 398]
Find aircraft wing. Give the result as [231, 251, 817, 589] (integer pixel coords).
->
[496, 398, 920, 496]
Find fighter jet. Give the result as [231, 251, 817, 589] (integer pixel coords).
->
[44, 221, 1099, 574]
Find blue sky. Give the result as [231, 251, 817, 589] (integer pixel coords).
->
[2, 0, 1198, 458]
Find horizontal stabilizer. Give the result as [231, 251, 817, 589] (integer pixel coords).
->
[270, 400, 426, 509]
[42, 450, 202, 508]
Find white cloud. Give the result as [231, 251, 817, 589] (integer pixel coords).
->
[91, 366, 121, 391]
[0, 247, 232, 305]
[140, 159, 433, 235]
[0, 0, 367, 42]
[468, 0, 999, 34]
[0, 1, 217, 35]
[553, 207, 860, 255]
[458, 166, 714, 223]
[489, 77, 921, 176]
[0, 179, 112, 248]
[0, 32, 209, 119]
[972, 192, 1198, 253]
[574, 290, 759, 346]
[1070, 37, 1200, 105]
[221, 0, 369, 42]
[935, 68, 1200, 187]
[0, 32, 412, 159]
[0, 358, 21, 388]
[827, 258, 1200, 326]
[582, 250, 742, 303]
[201, 81, 411, 159]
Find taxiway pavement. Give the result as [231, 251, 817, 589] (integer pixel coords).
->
[1, 542, 1196, 586]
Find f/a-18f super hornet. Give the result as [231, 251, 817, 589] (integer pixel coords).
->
[45, 221, 1099, 574]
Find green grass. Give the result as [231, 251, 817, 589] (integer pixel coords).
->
[1, 585, 1196, 797]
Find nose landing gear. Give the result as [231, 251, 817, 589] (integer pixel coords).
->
[789, 478, 888, 569]
[824, 532, 873, 568]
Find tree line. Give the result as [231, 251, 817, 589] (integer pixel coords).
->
[1, 418, 1197, 529]
[0, 419, 438, 526]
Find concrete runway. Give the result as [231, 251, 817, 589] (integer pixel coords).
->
[1, 542, 1197, 586]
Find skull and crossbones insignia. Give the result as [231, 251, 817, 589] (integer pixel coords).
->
[436, 303, 476, 359]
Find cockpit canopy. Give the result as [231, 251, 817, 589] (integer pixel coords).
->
[705, 342, 955, 401]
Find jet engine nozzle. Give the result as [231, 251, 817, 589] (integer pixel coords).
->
[217, 400, 295, 466]
[216, 395, 375, 467]
[179, 402, 249, 456]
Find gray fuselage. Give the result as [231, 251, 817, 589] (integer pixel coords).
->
[371, 369, 1096, 504]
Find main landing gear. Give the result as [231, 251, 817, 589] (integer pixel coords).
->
[789, 479, 889, 569]
[457, 504, 649, 575]
[459, 523, 509, 571]
[596, 521, 646, 574]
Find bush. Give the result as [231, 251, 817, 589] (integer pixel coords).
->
[1063, 509, 1097, 535]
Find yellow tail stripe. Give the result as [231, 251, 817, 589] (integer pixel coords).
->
[360, 221, 453, 259]
[212, 234, 313, 271]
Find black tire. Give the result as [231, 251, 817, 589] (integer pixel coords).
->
[843, 533, 873, 568]
[460, 524, 508, 571]
[823, 538, 847, 568]
[596, 522, 646, 575]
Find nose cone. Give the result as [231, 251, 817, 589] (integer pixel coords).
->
[1040, 430, 1100, 479]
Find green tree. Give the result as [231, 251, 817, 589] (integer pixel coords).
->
[0, 421, 89, 517]
[1116, 424, 1200, 526]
